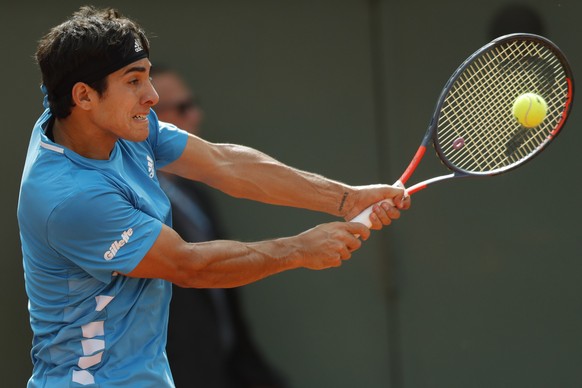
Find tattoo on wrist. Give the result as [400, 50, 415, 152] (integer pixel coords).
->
[338, 192, 349, 212]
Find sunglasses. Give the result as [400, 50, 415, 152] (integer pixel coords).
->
[156, 96, 200, 116]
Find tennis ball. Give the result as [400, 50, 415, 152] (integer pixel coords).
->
[512, 93, 547, 128]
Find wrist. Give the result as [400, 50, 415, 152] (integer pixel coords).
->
[336, 186, 356, 219]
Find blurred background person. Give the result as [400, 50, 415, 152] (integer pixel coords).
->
[151, 65, 287, 388]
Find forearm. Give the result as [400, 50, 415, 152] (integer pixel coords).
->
[162, 135, 407, 221]
[202, 143, 353, 217]
[176, 238, 303, 288]
[129, 221, 368, 287]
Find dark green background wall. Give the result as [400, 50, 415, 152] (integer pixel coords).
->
[2, 1, 581, 387]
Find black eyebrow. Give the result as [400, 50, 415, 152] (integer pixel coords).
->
[122, 66, 147, 75]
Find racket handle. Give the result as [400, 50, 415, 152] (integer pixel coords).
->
[350, 199, 395, 228]
[350, 180, 405, 229]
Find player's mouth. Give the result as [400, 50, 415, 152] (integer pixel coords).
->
[133, 114, 148, 121]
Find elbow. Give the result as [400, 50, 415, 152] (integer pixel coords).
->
[172, 271, 216, 289]
[170, 245, 204, 288]
[172, 276, 224, 289]
[172, 258, 206, 288]
[171, 248, 222, 289]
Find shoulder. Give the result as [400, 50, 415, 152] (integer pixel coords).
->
[145, 110, 188, 166]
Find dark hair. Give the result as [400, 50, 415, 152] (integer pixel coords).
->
[35, 6, 150, 118]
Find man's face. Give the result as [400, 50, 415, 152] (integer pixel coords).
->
[151, 72, 203, 135]
[91, 58, 159, 143]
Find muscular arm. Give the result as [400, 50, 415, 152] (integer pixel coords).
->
[126, 222, 370, 288]
[160, 134, 409, 221]
[161, 134, 350, 216]
[136, 132, 409, 287]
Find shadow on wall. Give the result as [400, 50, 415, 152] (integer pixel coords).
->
[488, 3, 546, 40]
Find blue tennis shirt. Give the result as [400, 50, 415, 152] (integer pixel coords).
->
[18, 108, 188, 387]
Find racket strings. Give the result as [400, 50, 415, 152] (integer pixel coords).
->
[461, 46, 556, 166]
[436, 39, 570, 174]
[442, 43, 564, 170]
[444, 43, 556, 169]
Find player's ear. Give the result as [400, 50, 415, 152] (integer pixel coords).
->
[71, 82, 94, 110]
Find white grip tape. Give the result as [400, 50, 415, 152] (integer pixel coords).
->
[350, 199, 395, 228]
[350, 180, 405, 229]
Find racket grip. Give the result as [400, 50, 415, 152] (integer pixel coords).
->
[349, 180, 406, 229]
[350, 199, 395, 228]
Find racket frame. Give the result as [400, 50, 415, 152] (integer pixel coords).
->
[350, 33, 574, 227]
[400, 33, 574, 195]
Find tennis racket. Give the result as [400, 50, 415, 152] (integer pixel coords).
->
[352, 33, 574, 227]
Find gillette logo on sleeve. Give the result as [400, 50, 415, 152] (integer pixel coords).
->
[104, 228, 134, 260]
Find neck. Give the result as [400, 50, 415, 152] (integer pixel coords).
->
[52, 115, 117, 160]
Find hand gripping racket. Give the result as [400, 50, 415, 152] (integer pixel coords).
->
[352, 33, 574, 227]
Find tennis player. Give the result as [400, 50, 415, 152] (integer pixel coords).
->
[17, 6, 410, 387]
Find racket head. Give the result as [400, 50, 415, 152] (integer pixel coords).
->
[430, 33, 574, 177]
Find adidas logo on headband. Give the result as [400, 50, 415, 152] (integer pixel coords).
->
[134, 39, 144, 53]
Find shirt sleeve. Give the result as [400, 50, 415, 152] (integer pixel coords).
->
[47, 186, 163, 283]
[149, 111, 188, 168]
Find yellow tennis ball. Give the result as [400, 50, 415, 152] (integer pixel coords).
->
[512, 93, 547, 128]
